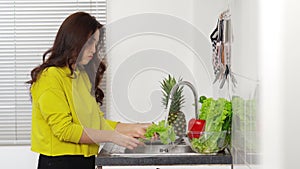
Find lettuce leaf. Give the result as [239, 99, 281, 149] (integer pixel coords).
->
[144, 120, 176, 144]
[199, 97, 232, 132]
[191, 97, 232, 153]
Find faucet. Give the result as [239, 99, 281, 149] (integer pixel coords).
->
[164, 81, 199, 126]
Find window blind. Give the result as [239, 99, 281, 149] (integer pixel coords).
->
[0, 0, 107, 145]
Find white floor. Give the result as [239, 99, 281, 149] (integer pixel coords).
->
[0, 146, 38, 169]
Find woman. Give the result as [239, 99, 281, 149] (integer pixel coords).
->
[28, 12, 150, 169]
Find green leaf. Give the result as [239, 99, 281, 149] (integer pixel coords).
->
[144, 120, 176, 144]
[192, 96, 233, 153]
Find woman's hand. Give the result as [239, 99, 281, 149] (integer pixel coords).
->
[109, 130, 141, 150]
[115, 123, 152, 138]
[79, 128, 141, 150]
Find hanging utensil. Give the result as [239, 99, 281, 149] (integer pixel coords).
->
[210, 9, 237, 89]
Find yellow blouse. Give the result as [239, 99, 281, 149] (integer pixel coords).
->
[30, 66, 117, 157]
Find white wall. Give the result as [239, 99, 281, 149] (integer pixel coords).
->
[106, 0, 210, 123]
[259, 0, 300, 169]
[280, 1, 300, 168]
[105, 0, 229, 125]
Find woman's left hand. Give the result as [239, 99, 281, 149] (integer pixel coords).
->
[115, 123, 151, 138]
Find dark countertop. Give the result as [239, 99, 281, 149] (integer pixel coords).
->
[96, 143, 232, 166]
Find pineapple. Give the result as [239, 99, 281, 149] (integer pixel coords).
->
[160, 75, 186, 137]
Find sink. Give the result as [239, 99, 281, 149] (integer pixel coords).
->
[99, 138, 201, 157]
[127, 144, 194, 154]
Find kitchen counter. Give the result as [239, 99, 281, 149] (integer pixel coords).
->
[96, 143, 232, 167]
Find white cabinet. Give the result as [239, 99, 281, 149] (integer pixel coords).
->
[103, 165, 231, 169]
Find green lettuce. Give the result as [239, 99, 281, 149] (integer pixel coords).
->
[144, 120, 176, 144]
[199, 97, 232, 132]
[191, 97, 232, 153]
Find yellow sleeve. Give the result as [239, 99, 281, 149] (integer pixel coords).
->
[36, 68, 83, 143]
[38, 89, 83, 143]
[105, 119, 119, 129]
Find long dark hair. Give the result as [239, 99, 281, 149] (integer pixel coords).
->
[27, 12, 106, 105]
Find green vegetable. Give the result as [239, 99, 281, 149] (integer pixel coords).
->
[199, 97, 232, 132]
[190, 131, 228, 153]
[191, 96, 232, 153]
[144, 120, 176, 144]
[199, 95, 207, 103]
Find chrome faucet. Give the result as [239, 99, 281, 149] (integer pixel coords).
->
[164, 81, 198, 126]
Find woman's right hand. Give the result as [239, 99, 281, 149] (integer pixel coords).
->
[80, 128, 141, 149]
[109, 131, 141, 150]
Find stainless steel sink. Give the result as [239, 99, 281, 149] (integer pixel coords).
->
[124, 144, 195, 154]
[99, 139, 200, 157]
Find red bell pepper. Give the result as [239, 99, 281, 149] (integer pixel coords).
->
[187, 118, 205, 139]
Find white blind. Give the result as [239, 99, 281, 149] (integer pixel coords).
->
[0, 0, 106, 145]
